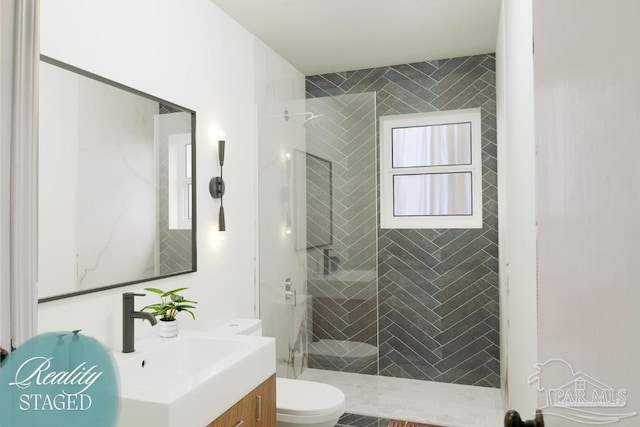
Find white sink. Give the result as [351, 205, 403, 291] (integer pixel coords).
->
[115, 331, 275, 427]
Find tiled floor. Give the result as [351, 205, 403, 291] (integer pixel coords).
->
[299, 369, 504, 427]
[336, 413, 390, 427]
[336, 413, 441, 427]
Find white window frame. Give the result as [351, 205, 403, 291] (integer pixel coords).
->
[380, 108, 483, 229]
[168, 133, 192, 230]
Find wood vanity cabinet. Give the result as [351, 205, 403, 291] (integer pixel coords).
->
[207, 375, 276, 427]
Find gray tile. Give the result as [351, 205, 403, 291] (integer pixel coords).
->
[430, 55, 486, 94]
[339, 68, 376, 92]
[344, 68, 388, 94]
[432, 66, 490, 108]
[436, 279, 493, 318]
[435, 307, 492, 345]
[306, 54, 499, 387]
[481, 372, 501, 388]
[391, 63, 432, 82]
[381, 79, 435, 111]
[322, 72, 347, 87]
[482, 112, 497, 131]
[433, 236, 492, 275]
[408, 61, 438, 76]
[442, 79, 489, 110]
[381, 340, 442, 378]
[440, 293, 492, 330]
[429, 56, 471, 82]
[486, 344, 500, 361]
[433, 336, 491, 372]
[439, 321, 492, 358]
[435, 264, 490, 302]
[439, 229, 485, 260]
[380, 329, 441, 368]
[451, 364, 493, 386]
[481, 55, 496, 71]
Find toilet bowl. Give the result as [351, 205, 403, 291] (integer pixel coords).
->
[210, 319, 346, 427]
[276, 377, 345, 427]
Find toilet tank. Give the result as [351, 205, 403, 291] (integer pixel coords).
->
[209, 318, 262, 336]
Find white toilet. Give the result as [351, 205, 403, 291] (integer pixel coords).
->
[211, 319, 346, 427]
[276, 377, 345, 427]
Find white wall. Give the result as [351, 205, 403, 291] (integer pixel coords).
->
[535, 0, 640, 425]
[38, 0, 259, 350]
[496, 0, 538, 416]
[253, 37, 307, 377]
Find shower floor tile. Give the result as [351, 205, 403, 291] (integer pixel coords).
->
[299, 368, 503, 427]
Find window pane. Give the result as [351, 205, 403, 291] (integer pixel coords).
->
[393, 173, 472, 216]
[392, 122, 471, 167]
[185, 144, 192, 179]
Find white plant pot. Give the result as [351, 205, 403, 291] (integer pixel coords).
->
[158, 319, 178, 338]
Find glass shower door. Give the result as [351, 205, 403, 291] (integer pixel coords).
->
[304, 93, 378, 375]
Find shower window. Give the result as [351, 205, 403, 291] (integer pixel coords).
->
[380, 108, 483, 229]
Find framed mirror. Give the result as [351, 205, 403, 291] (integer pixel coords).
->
[297, 151, 333, 249]
[38, 55, 197, 302]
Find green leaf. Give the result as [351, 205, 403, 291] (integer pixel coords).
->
[161, 287, 189, 298]
[143, 286, 196, 321]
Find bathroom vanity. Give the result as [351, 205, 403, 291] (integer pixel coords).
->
[207, 375, 276, 427]
[115, 332, 276, 427]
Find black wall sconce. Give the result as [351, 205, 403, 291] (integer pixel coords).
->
[209, 140, 225, 231]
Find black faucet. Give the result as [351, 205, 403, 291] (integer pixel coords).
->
[323, 248, 341, 276]
[122, 292, 157, 353]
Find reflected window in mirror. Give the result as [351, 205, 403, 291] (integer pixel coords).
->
[380, 108, 482, 229]
[38, 56, 197, 302]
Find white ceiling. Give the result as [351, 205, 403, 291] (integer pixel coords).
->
[210, 0, 502, 75]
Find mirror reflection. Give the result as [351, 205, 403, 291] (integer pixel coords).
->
[304, 152, 332, 248]
[38, 56, 196, 302]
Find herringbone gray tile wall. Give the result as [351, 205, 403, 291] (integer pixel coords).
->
[306, 54, 499, 388]
[305, 93, 378, 374]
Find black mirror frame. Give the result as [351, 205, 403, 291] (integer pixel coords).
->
[38, 55, 197, 303]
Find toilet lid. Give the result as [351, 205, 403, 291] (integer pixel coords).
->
[276, 378, 345, 416]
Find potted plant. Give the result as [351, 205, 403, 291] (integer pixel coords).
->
[142, 287, 197, 338]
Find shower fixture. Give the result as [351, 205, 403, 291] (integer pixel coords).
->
[283, 110, 324, 126]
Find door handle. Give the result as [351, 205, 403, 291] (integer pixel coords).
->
[256, 395, 262, 421]
[504, 409, 544, 427]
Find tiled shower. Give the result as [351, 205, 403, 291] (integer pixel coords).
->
[304, 54, 499, 388]
[258, 53, 500, 423]
[305, 93, 378, 375]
